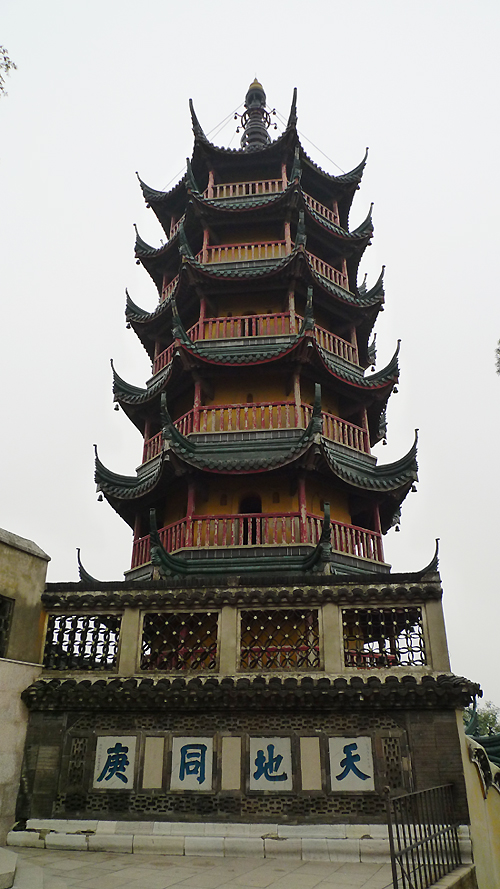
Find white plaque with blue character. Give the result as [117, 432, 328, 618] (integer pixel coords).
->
[170, 736, 214, 791]
[93, 736, 137, 789]
[329, 736, 375, 792]
[249, 737, 293, 791]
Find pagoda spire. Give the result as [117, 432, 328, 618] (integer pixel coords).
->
[240, 78, 271, 151]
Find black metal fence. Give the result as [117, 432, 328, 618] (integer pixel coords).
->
[385, 784, 462, 889]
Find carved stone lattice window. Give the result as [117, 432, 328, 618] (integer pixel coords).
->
[240, 609, 320, 670]
[141, 612, 218, 671]
[0, 595, 14, 658]
[43, 614, 121, 670]
[342, 607, 426, 668]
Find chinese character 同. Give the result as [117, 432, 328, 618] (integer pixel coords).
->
[179, 743, 207, 784]
[336, 742, 370, 782]
[253, 744, 288, 782]
[97, 742, 130, 783]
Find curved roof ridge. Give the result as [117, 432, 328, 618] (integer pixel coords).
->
[134, 224, 168, 258]
[94, 445, 163, 497]
[125, 288, 153, 322]
[136, 170, 188, 205]
[111, 359, 148, 399]
[350, 203, 374, 238]
[363, 265, 385, 300]
[189, 98, 209, 142]
[363, 340, 400, 385]
[299, 145, 368, 187]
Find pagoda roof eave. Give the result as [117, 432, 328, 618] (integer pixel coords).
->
[321, 431, 418, 493]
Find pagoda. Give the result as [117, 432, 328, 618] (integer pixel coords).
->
[15, 81, 478, 848]
[98, 78, 417, 581]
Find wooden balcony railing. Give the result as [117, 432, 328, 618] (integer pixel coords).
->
[201, 312, 291, 339]
[204, 179, 284, 200]
[131, 512, 383, 568]
[169, 214, 185, 239]
[142, 401, 368, 457]
[304, 193, 340, 226]
[307, 252, 348, 290]
[200, 241, 288, 264]
[142, 432, 163, 463]
[295, 315, 358, 364]
[161, 275, 179, 303]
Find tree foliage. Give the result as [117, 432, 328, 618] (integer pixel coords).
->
[464, 700, 500, 736]
[496, 340, 500, 375]
[0, 46, 17, 97]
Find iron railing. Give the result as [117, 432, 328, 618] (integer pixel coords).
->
[385, 784, 462, 889]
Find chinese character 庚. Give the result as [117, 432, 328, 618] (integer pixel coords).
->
[336, 742, 370, 782]
[97, 742, 130, 783]
[179, 743, 207, 784]
[253, 744, 288, 782]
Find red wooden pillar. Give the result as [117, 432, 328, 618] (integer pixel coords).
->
[281, 161, 287, 189]
[186, 480, 195, 547]
[373, 505, 383, 562]
[332, 200, 339, 224]
[298, 476, 308, 543]
[169, 214, 177, 240]
[288, 285, 296, 334]
[193, 380, 201, 433]
[198, 296, 206, 340]
[207, 169, 214, 199]
[284, 220, 292, 255]
[293, 370, 301, 427]
[342, 258, 348, 289]
[202, 229, 209, 264]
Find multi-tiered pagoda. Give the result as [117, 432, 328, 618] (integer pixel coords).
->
[16, 82, 478, 846]
[97, 79, 417, 580]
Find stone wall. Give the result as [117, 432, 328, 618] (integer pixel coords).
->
[0, 659, 41, 843]
[18, 706, 469, 826]
[0, 528, 49, 842]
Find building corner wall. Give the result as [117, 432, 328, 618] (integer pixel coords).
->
[456, 711, 500, 889]
[0, 529, 48, 843]
[0, 659, 42, 844]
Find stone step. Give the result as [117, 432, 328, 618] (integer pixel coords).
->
[6, 820, 472, 864]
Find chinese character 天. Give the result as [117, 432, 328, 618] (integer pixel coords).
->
[179, 743, 207, 784]
[329, 736, 375, 792]
[254, 743, 288, 782]
[97, 742, 130, 783]
[336, 742, 370, 782]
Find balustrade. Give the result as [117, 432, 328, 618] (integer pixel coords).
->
[306, 252, 348, 290]
[304, 193, 340, 226]
[161, 275, 179, 303]
[205, 179, 284, 199]
[295, 316, 358, 364]
[201, 241, 287, 264]
[142, 432, 163, 463]
[167, 401, 368, 452]
[131, 512, 383, 568]
[202, 312, 291, 339]
[169, 214, 185, 239]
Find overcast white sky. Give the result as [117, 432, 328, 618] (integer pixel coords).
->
[2, 1, 500, 704]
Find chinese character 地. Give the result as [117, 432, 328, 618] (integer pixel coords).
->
[179, 743, 207, 784]
[253, 744, 288, 782]
[97, 742, 130, 783]
[336, 742, 370, 782]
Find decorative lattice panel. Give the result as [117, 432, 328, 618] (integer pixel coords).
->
[381, 736, 404, 790]
[0, 595, 13, 658]
[141, 612, 218, 672]
[240, 609, 320, 670]
[342, 607, 426, 668]
[43, 614, 121, 670]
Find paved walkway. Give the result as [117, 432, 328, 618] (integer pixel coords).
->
[9, 848, 396, 889]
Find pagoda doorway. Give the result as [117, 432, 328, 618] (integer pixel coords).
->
[239, 494, 262, 546]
